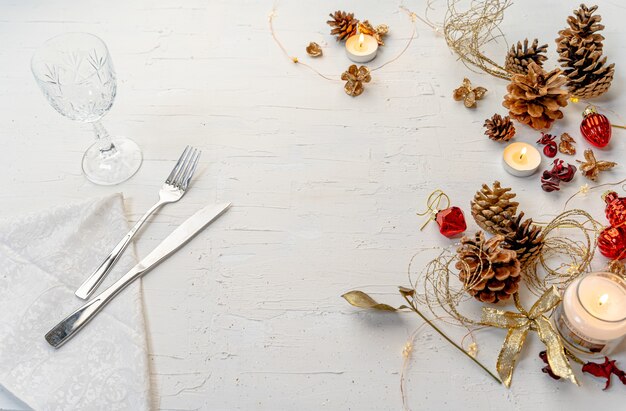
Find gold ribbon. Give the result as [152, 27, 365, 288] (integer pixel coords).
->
[481, 286, 579, 388]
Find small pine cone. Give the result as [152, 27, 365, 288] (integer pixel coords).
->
[327, 10, 358, 41]
[484, 114, 516, 142]
[471, 181, 519, 235]
[456, 232, 522, 304]
[502, 213, 544, 271]
[505, 38, 548, 75]
[502, 62, 569, 130]
[556, 4, 615, 99]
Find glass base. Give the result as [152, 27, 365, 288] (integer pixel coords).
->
[82, 137, 142, 185]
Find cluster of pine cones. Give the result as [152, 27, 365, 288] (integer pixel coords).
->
[455, 182, 544, 304]
[501, 4, 614, 130]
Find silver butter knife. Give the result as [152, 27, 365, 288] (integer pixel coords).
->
[45, 202, 231, 348]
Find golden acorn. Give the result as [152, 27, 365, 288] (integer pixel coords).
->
[505, 38, 548, 75]
[484, 114, 516, 142]
[327, 10, 358, 41]
[456, 231, 522, 304]
[471, 181, 519, 236]
[556, 4, 615, 99]
[502, 213, 544, 271]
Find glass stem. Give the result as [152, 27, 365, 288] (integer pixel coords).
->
[92, 120, 116, 154]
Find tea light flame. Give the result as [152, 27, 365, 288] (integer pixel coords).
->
[519, 147, 527, 161]
[599, 293, 609, 307]
[358, 33, 365, 49]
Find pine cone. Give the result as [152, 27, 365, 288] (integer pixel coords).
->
[502, 62, 569, 130]
[484, 114, 516, 142]
[503, 213, 544, 271]
[327, 11, 358, 41]
[471, 181, 519, 235]
[505, 38, 548, 75]
[456, 232, 521, 304]
[556, 4, 615, 99]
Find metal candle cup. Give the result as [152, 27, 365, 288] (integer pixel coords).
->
[502, 142, 542, 177]
[345, 33, 378, 63]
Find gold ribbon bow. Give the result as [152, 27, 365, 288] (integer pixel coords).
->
[481, 286, 579, 388]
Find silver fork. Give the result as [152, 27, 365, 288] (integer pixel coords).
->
[75, 146, 201, 299]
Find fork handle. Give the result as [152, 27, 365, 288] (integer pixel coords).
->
[74, 201, 165, 299]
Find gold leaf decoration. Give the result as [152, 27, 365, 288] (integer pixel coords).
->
[577, 149, 616, 181]
[306, 42, 322, 57]
[559, 132, 576, 155]
[358, 20, 389, 45]
[453, 78, 487, 108]
[341, 290, 404, 311]
[341, 64, 371, 97]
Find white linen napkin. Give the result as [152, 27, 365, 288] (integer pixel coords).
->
[0, 194, 151, 411]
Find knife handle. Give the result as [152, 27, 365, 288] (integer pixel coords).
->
[46, 266, 144, 348]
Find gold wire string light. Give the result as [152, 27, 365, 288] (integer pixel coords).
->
[412, 0, 513, 80]
[268, 5, 418, 82]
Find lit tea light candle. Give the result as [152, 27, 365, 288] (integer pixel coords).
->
[502, 142, 541, 177]
[345, 33, 378, 63]
[555, 272, 626, 357]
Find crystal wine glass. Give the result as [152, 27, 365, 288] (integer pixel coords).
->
[31, 33, 142, 185]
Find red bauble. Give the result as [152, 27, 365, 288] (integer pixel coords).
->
[598, 226, 626, 260]
[605, 191, 626, 228]
[435, 206, 467, 238]
[581, 106, 612, 148]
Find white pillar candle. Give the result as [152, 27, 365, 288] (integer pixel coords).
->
[502, 142, 542, 177]
[555, 272, 626, 357]
[345, 33, 378, 63]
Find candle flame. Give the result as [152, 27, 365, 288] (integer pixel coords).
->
[519, 147, 527, 160]
[598, 293, 609, 306]
[358, 33, 365, 49]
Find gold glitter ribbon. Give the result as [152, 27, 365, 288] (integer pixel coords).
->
[481, 287, 579, 388]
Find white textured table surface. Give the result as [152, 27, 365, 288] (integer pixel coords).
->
[1, 0, 626, 410]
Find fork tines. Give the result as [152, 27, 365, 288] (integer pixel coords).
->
[166, 146, 201, 190]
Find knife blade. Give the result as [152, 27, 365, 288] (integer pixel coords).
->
[45, 202, 231, 348]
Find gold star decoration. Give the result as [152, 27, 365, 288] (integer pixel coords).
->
[341, 64, 371, 97]
[577, 149, 617, 181]
[453, 78, 487, 108]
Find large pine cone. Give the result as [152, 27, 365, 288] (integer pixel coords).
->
[456, 232, 521, 304]
[502, 213, 544, 271]
[502, 62, 569, 130]
[471, 181, 519, 235]
[505, 38, 548, 75]
[556, 4, 615, 99]
[327, 10, 358, 41]
[484, 113, 516, 142]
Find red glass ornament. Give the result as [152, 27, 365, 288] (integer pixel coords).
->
[604, 191, 626, 228]
[581, 106, 612, 148]
[598, 226, 626, 260]
[435, 206, 467, 238]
